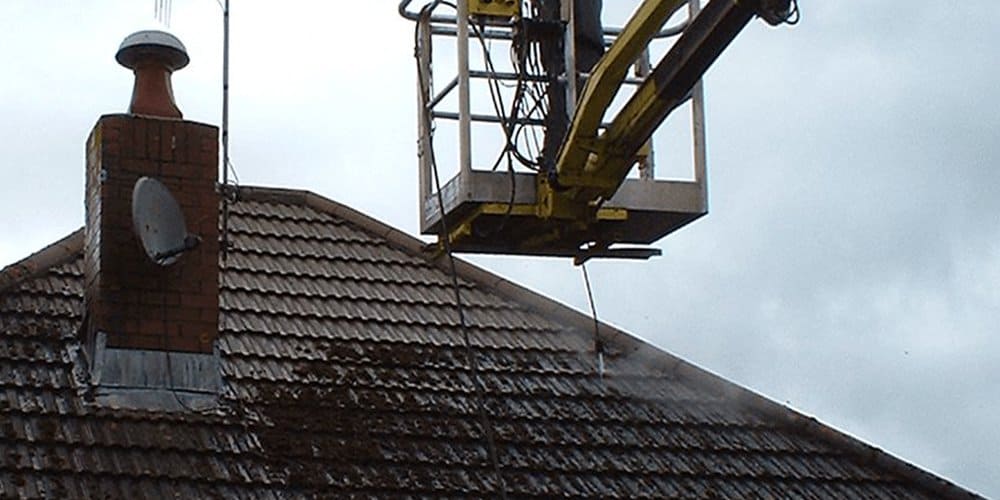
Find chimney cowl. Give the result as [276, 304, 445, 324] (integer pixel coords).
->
[115, 30, 189, 71]
[116, 30, 189, 118]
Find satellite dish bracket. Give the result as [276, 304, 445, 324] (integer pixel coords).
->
[132, 176, 201, 267]
[152, 234, 202, 265]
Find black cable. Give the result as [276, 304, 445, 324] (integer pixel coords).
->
[468, 20, 531, 236]
[471, 22, 540, 171]
[511, 27, 545, 172]
[414, 6, 509, 498]
[479, 149, 518, 239]
[525, 36, 551, 162]
[161, 312, 217, 414]
[761, 0, 801, 26]
[581, 263, 605, 379]
[504, 23, 541, 169]
[785, 0, 801, 25]
[164, 348, 215, 414]
[513, 77, 548, 160]
[219, 158, 240, 262]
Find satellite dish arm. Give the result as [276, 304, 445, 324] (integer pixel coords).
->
[153, 234, 202, 264]
[553, 0, 795, 205]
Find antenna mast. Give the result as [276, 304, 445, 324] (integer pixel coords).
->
[222, 0, 230, 192]
[219, 0, 234, 259]
[154, 0, 172, 28]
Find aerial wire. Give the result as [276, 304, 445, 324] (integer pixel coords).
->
[785, 0, 801, 25]
[219, 0, 237, 262]
[581, 263, 605, 378]
[415, 4, 509, 498]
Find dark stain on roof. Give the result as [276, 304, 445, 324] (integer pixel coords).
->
[0, 187, 983, 499]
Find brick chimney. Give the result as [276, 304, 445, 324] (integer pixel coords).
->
[83, 31, 220, 409]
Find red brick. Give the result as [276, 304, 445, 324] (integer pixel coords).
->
[200, 308, 220, 322]
[148, 123, 162, 162]
[173, 124, 189, 163]
[166, 334, 202, 353]
[85, 115, 220, 354]
[160, 122, 175, 162]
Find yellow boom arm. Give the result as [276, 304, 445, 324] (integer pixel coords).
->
[545, 0, 792, 214]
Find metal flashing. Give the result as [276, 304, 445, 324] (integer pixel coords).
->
[89, 332, 221, 412]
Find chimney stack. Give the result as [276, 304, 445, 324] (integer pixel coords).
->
[83, 31, 220, 409]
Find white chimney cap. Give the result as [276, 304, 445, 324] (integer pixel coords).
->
[115, 30, 189, 71]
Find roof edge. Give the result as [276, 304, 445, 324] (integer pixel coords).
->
[0, 229, 83, 293]
[668, 361, 984, 499]
[240, 185, 981, 500]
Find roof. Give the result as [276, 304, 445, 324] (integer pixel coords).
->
[0, 186, 982, 498]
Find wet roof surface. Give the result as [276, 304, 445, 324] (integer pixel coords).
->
[0, 189, 977, 498]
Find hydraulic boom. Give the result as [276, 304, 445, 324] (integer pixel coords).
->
[542, 0, 794, 219]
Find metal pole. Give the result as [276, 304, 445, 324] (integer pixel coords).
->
[218, 0, 232, 259]
[457, 0, 472, 175]
[222, 0, 230, 188]
[417, 17, 434, 227]
[562, 0, 578, 116]
[637, 48, 655, 180]
[689, 0, 708, 197]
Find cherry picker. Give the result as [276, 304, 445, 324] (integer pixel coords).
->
[400, 0, 798, 263]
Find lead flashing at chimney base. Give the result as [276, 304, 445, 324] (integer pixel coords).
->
[83, 31, 222, 411]
[89, 332, 221, 412]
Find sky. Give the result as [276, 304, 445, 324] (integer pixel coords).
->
[1, 1, 998, 497]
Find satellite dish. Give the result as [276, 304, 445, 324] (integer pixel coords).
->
[132, 176, 201, 266]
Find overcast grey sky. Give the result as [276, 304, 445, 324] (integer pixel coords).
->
[1, 2, 997, 497]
